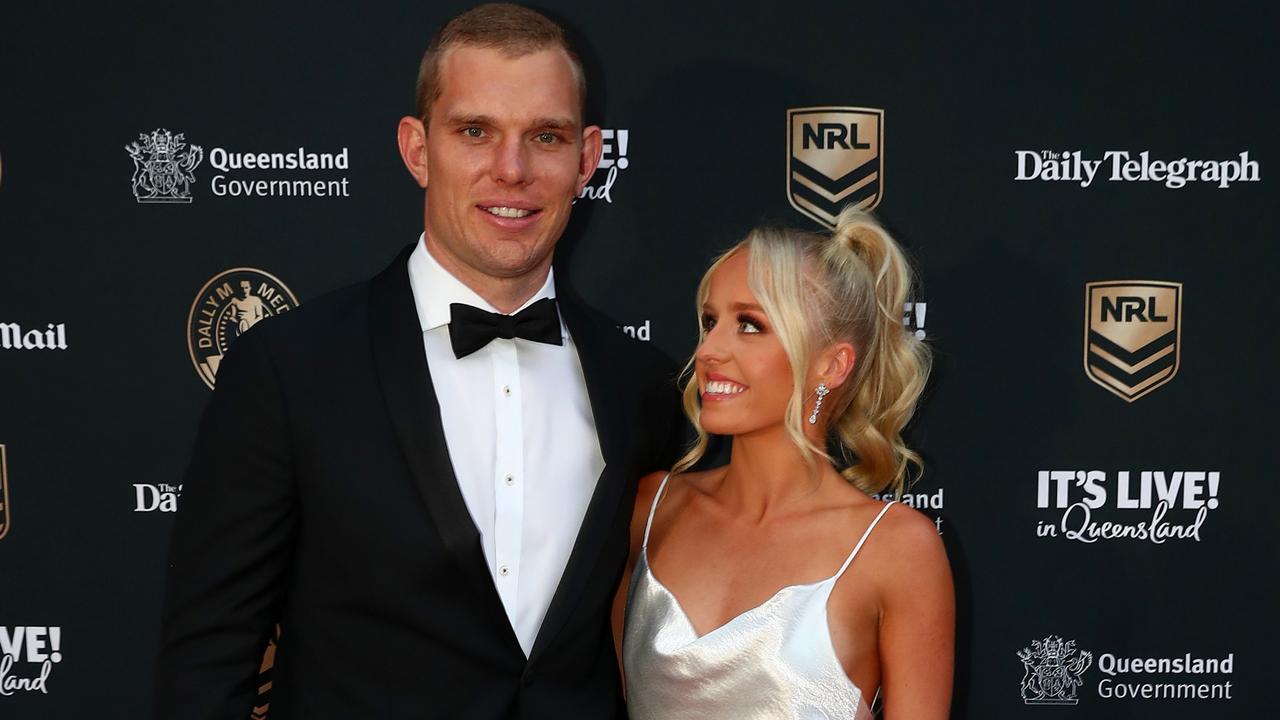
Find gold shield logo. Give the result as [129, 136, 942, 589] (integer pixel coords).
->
[187, 268, 299, 389]
[787, 107, 883, 228]
[250, 625, 282, 720]
[0, 444, 9, 540]
[1084, 281, 1182, 402]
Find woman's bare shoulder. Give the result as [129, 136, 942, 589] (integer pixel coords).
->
[861, 502, 952, 601]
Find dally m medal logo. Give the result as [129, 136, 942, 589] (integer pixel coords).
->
[125, 128, 203, 203]
[1085, 281, 1181, 402]
[1017, 635, 1093, 705]
[0, 444, 9, 540]
[187, 268, 299, 389]
[787, 107, 883, 228]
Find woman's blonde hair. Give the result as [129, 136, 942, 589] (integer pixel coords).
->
[672, 207, 931, 496]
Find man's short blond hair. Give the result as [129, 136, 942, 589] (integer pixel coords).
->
[414, 3, 587, 128]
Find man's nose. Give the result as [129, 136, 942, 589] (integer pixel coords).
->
[491, 136, 531, 185]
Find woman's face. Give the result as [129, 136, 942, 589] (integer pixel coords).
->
[695, 251, 797, 437]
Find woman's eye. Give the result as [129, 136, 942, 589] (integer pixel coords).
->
[701, 314, 716, 332]
[738, 315, 763, 334]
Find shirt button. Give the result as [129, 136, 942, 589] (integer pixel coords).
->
[503, 385, 512, 397]
[504, 474, 515, 486]
[498, 565, 510, 577]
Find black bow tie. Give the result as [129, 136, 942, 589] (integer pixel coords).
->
[448, 298, 563, 358]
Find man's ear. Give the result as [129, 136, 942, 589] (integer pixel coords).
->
[576, 124, 604, 194]
[816, 341, 858, 390]
[397, 116, 429, 188]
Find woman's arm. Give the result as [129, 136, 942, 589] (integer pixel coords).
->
[878, 508, 955, 719]
[611, 470, 670, 674]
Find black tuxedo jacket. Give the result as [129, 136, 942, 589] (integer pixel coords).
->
[154, 246, 682, 719]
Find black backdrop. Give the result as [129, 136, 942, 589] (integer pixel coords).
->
[1, 2, 1277, 718]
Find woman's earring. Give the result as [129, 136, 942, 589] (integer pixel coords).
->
[808, 382, 830, 425]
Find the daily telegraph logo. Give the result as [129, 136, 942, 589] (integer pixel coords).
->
[0, 445, 9, 541]
[128, 128, 351, 201]
[787, 107, 883, 229]
[0, 323, 68, 351]
[1015, 150, 1259, 189]
[577, 127, 630, 204]
[1085, 281, 1180, 401]
[1017, 635, 1093, 705]
[187, 268, 299, 389]
[1035, 470, 1220, 543]
[1017, 635, 1236, 704]
[134, 483, 181, 513]
[0, 626, 63, 696]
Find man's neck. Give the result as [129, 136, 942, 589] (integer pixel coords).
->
[422, 237, 552, 314]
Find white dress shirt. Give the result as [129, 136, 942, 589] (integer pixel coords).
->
[406, 236, 605, 657]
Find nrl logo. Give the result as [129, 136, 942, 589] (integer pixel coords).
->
[125, 128, 204, 204]
[1084, 281, 1182, 402]
[251, 625, 282, 720]
[787, 107, 883, 228]
[1017, 635, 1093, 705]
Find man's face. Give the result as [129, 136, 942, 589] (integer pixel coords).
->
[421, 45, 599, 284]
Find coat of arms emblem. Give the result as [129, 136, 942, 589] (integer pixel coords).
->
[125, 128, 203, 203]
[1017, 635, 1093, 705]
[787, 107, 883, 228]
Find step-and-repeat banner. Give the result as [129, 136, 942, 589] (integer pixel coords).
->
[1, 2, 1276, 718]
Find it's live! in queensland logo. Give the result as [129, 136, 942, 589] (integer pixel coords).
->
[0, 626, 63, 696]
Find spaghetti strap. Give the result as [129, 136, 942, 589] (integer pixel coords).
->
[641, 474, 672, 549]
[833, 501, 895, 580]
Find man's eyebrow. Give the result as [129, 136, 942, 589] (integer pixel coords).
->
[444, 113, 497, 126]
[532, 117, 577, 131]
[442, 113, 578, 131]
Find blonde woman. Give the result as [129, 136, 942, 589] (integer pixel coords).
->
[613, 208, 954, 719]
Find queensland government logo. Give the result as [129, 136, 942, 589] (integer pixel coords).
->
[125, 129, 203, 203]
[1018, 635, 1093, 705]
[787, 107, 883, 228]
[0, 445, 9, 541]
[1085, 281, 1181, 401]
[187, 269, 299, 388]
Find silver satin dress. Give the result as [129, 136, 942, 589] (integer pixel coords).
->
[623, 476, 894, 720]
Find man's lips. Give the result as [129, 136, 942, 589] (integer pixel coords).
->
[476, 203, 543, 229]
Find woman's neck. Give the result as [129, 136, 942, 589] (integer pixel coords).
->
[718, 425, 831, 522]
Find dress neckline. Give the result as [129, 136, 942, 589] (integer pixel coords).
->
[639, 545, 840, 642]
[638, 474, 896, 642]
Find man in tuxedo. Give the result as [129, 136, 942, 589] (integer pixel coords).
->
[154, 4, 681, 718]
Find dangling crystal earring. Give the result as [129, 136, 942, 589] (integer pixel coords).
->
[808, 382, 830, 424]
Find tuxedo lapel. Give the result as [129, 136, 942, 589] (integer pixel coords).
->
[368, 246, 516, 647]
[530, 295, 634, 661]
